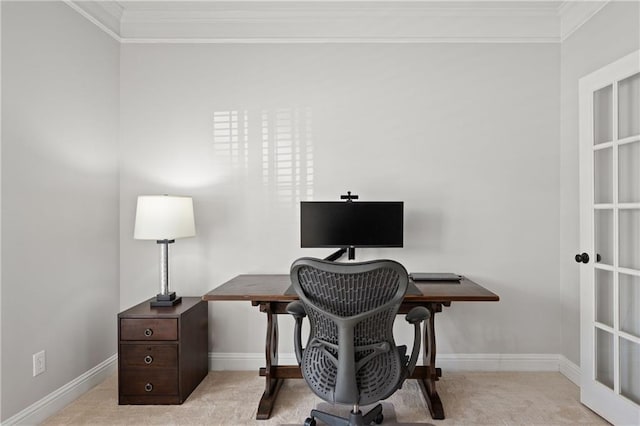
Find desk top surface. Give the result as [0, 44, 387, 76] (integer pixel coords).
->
[203, 274, 499, 303]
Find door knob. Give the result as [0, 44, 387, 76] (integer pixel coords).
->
[575, 253, 590, 263]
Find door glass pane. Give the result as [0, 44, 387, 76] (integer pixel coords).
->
[595, 269, 614, 326]
[594, 84, 613, 144]
[596, 328, 614, 389]
[619, 72, 640, 139]
[620, 338, 640, 405]
[619, 209, 640, 270]
[619, 141, 640, 203]
[595, 147, 613, 203]
[620, 273, 640, 338]
[595, 209, 614, 265]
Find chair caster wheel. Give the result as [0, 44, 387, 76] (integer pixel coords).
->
[304, 417, 316, 426]
[374, 413, 384, 424]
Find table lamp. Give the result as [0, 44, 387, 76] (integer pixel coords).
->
[134, 195, 196, 307]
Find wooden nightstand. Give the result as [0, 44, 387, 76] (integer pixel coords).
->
[118, 297, 208, 404]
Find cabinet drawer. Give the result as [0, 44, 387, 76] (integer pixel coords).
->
[120, 318, 177, 341]
[120, 369, 178, 396]
[120, 344, 177, 369]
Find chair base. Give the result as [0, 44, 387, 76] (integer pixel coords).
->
[306, 403, 384, 426]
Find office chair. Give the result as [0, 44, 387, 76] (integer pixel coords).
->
[287, 258, 429, 426]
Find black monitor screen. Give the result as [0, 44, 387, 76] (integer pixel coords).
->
[300, 201, 403, 248]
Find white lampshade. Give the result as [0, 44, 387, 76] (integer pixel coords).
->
[134, 195, 196, 240]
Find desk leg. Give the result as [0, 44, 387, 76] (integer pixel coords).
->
[256, 302, 284, 420]
[417, 302, 445, 420]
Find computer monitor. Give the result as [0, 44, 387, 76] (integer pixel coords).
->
[300, 201, 404, 248]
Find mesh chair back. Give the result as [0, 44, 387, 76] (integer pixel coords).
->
[290, 258, 408, 406]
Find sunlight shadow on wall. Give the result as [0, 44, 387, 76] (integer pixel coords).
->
[213, 110, 249, 173]
[213, 108, 314, 204]
[262, 108, 313, 203]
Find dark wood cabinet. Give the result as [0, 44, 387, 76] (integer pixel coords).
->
[118, 297, 208, 404]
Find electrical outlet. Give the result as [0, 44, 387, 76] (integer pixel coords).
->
[33, 350, 46, 377]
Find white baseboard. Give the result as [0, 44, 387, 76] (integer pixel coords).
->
[558, 355, 581, 386]
[3, 352, 581, 425]
[209, 352, 582, 381]
[436, 353, 561, 371]
[209, 352, 298, 371]
[2, 354, 117, 426]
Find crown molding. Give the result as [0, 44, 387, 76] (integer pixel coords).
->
[64, 1, 611, 44]
[64, 0, 122, 41]
[118, 3, 560, 43]
[558, 0, 610, 41]
[119, 36, 559, 44]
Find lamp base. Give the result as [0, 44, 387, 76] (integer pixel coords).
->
[150, 292, 182, 308]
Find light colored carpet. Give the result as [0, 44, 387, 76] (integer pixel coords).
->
[42, 371, 608, 425]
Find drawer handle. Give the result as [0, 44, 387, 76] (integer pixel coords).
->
[144, 328, 153, 337]
[144, 383, 153, 392]
[144, 355, 153, 365]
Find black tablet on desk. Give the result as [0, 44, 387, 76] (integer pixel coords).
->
[410, 273, 462, 283]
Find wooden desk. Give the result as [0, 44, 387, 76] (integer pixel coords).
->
[203, 274, 499, 420]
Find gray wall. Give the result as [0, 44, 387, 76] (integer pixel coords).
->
[1, 0, 635, 419]
[559, 0, 640, 366]
[119, 42, 561, 357]
[1, 1, 119, 420]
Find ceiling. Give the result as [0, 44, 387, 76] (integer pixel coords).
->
[65, 0, 610, 43]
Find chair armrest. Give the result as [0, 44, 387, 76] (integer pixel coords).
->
[286, 301, 306, 364]
[404, 306, 431, 377]
[406, 306, 429, 324]
[286, 301, 307, 318]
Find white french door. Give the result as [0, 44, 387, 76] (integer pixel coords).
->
[579, 50, 640, 426]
